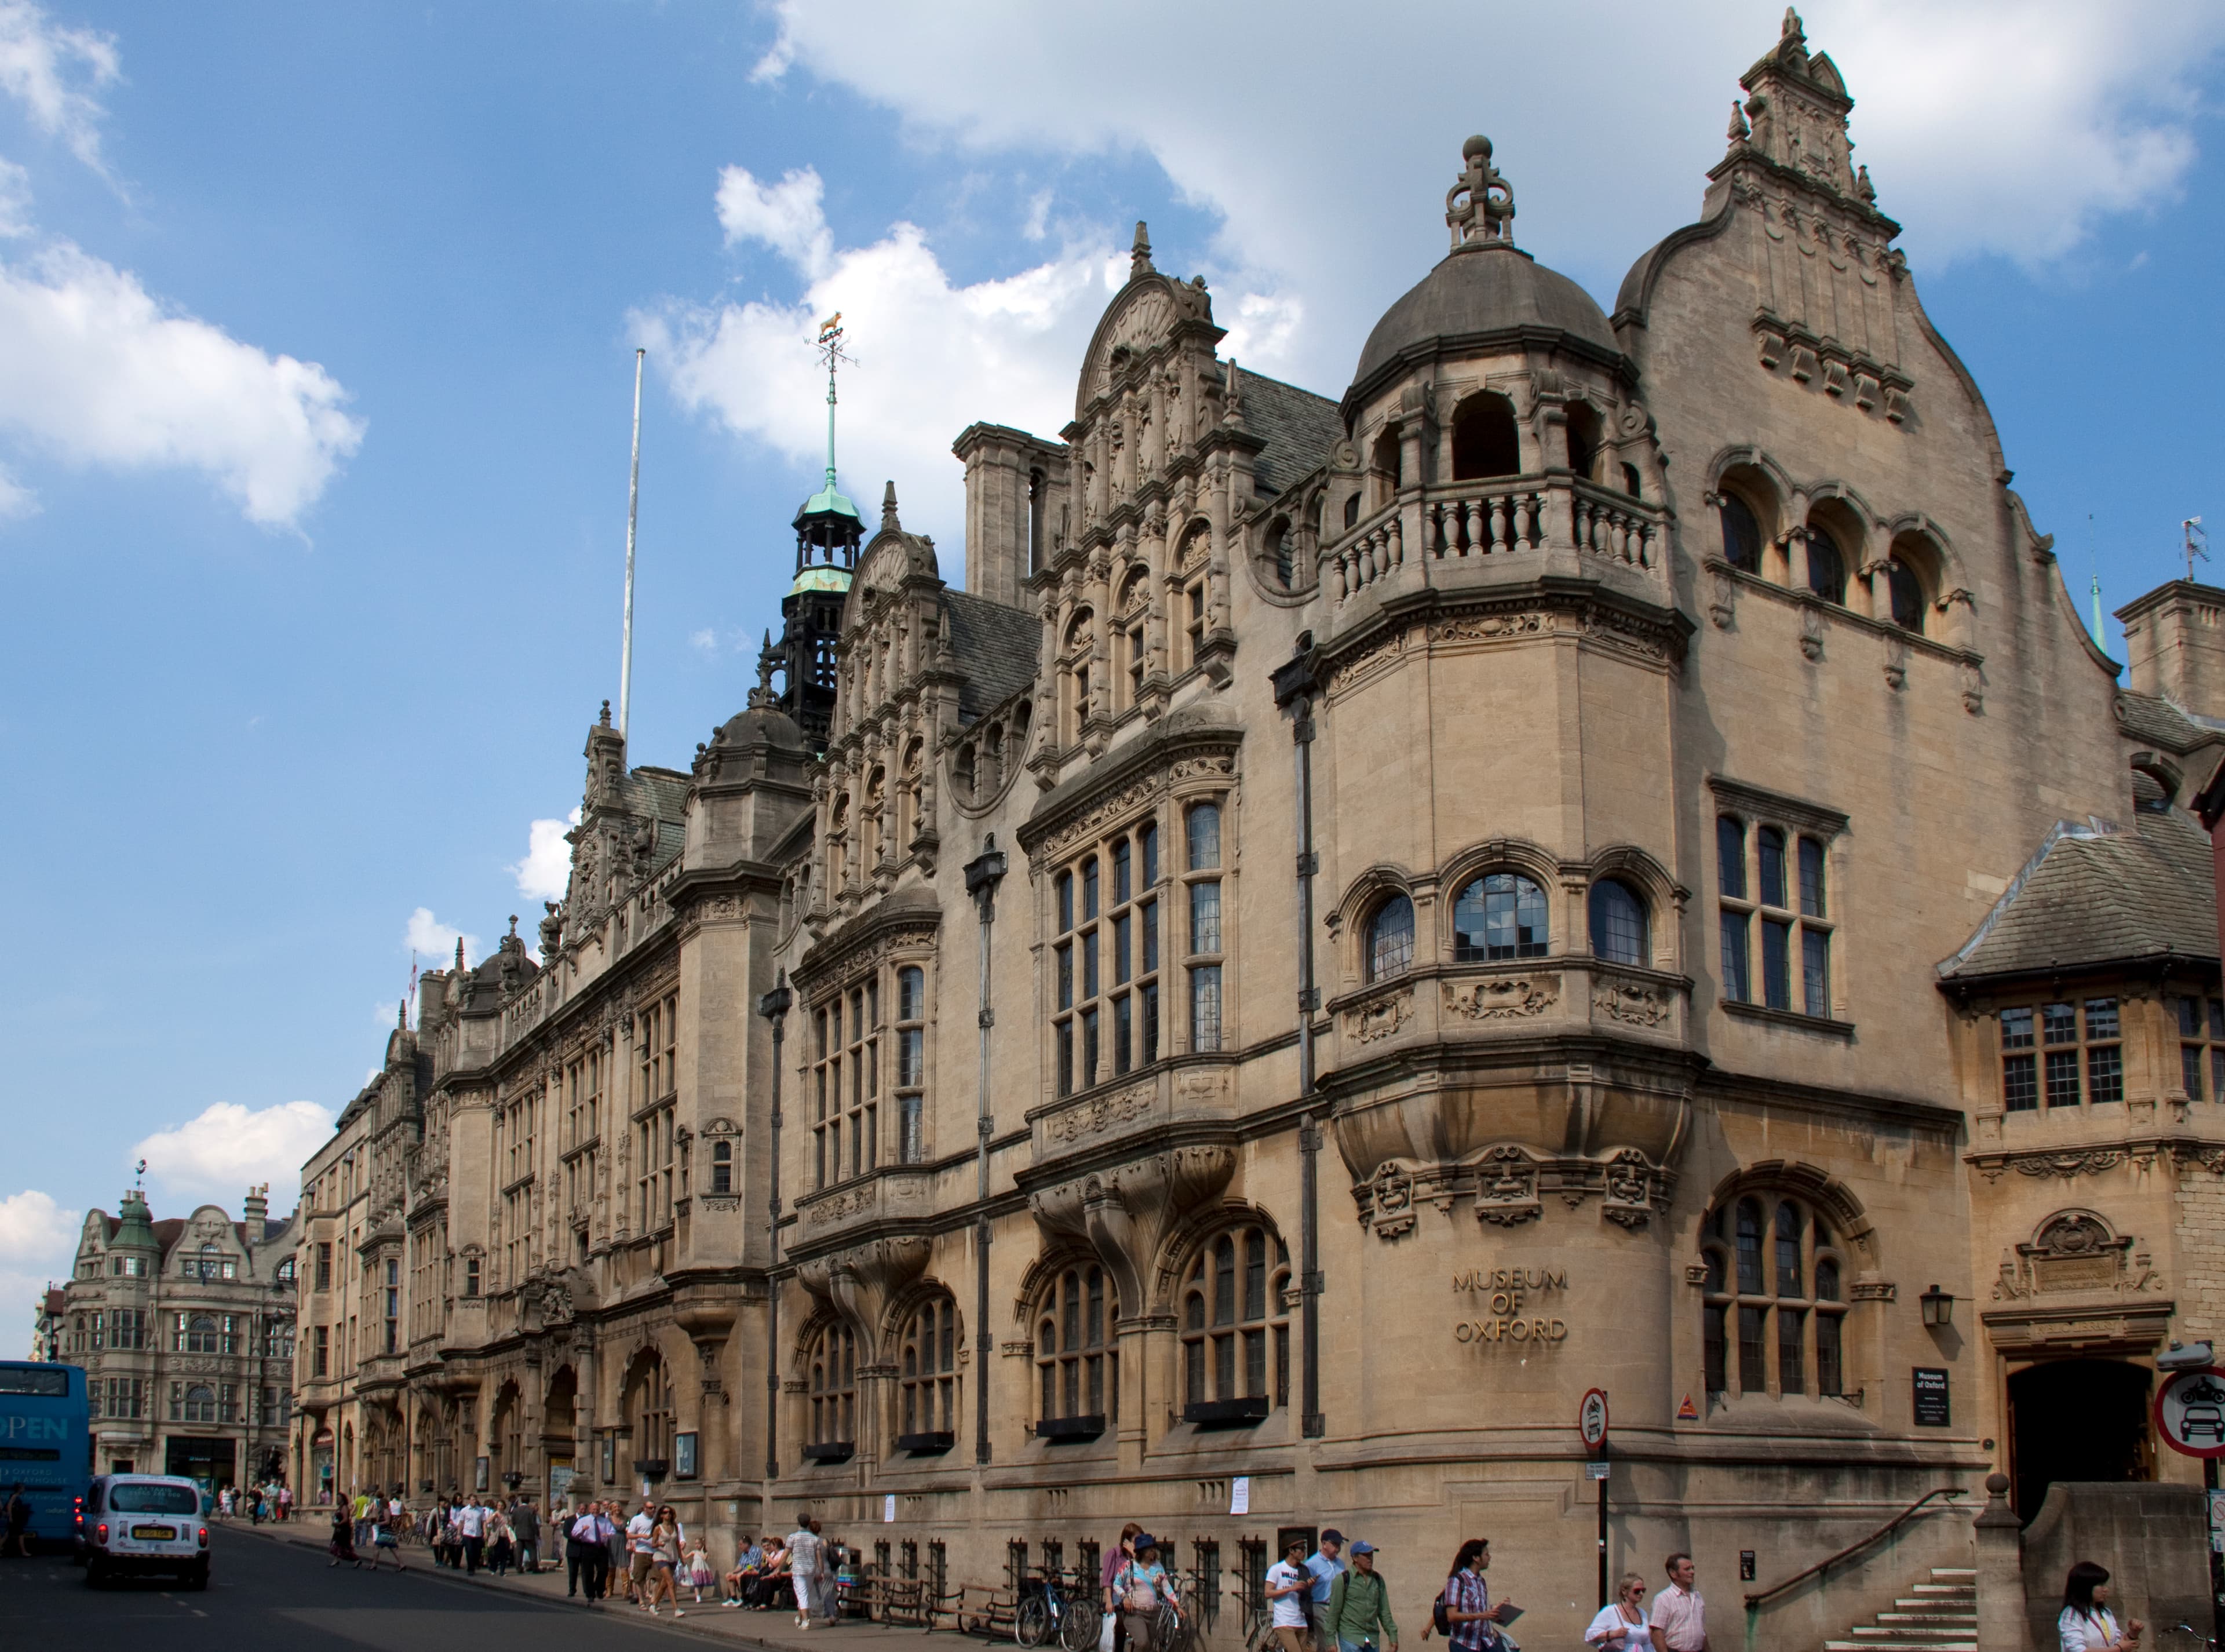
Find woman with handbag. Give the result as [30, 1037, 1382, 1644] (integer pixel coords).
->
[1113, 1534, 1181, 1652]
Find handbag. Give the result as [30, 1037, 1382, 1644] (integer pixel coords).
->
[1099, 1612, 1118, 1652]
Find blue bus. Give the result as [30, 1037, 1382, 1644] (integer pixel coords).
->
[0, 1363, 90, 1548]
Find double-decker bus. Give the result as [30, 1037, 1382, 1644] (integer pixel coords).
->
[0, 1363, 90, 1547]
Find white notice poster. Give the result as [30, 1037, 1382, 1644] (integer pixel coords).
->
[1230, 1476, 1250, 1515]
[885, 1493, 898, 1523]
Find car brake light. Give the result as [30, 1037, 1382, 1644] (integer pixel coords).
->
[95, 1522, 107, 1544]
[197, 1527, 209, 1547]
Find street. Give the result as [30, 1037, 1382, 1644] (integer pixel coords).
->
[0, 1527, 768, 1651]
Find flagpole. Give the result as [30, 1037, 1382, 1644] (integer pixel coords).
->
[618, 348, 644, 742]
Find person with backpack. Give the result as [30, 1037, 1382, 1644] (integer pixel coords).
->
[1428, 1539, 1516, 1651]
[1322, 1541, 1398, 1652]
[1266, 1536, 1314, 1652]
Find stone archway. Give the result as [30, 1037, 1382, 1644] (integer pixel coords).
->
[2008, 1359, 2154, 1520]
[542, 1365, 579, 1507]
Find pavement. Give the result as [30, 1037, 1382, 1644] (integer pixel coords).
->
[220, 1512, 955, 1651]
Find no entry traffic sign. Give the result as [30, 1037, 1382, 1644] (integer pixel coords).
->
[2154, 1366, 2225, 1460]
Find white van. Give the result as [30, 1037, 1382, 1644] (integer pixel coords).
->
[82, 1474, 209, 1589]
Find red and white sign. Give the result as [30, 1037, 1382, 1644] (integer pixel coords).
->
[1579, 1388, 1610, 1450]
[2155, 1366, 2225, 1460]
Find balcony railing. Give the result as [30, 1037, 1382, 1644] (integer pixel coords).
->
[1323, 476, 1665, 604]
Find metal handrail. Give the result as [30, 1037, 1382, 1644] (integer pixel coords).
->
[1743, 1486, 1965, 1610]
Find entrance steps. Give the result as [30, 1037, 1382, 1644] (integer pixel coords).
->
[1822, 1568, 1975, 1652]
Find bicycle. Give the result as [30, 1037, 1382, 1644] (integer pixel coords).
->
[1016, 1570, 1101, 1651]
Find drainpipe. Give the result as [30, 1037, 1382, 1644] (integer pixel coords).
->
[757, 971, 793, 1486]
[963, 838, 1009, 1467]
[1270, 638, 1326, 1439]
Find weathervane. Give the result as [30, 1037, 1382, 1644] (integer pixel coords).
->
[815, 313, 856, 494]
[133, 1158, 145, 1190]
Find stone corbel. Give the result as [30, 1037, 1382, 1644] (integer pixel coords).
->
[1030, 1145, 1237, 1314]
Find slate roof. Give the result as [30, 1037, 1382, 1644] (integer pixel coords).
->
[943, 589, 1040, 721]
[2116, 689, 2225, 757]
[623, 766, 691, 874]
[1241, 370, 1343, 499]
[1939, 803, 2219, 982]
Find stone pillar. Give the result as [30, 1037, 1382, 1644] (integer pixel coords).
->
[1974, 1472, 2031, 1652]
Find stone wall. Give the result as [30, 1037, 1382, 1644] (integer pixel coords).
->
[2020, 1483, 2210, 1646]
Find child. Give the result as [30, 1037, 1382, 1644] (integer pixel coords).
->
[687, 1541, 716, 1604]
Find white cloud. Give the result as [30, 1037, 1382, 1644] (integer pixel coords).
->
[511, 805, 580, 903]
[688, 626, 717, 654]
[716, 163, 834, 279]
[132, 1102, 331, 1209]
[0, 240, 365, 526]
[404, 905, 479, 965]
[748, 0, 2225, 400]
[637, 163, 1119, 550]
[0, 156, 30, 238]
[0, 0, 118, 176]
[0, 1188, 77, 1359]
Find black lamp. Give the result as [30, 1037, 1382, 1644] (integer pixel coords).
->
[1919, 1285, 1954, 1328]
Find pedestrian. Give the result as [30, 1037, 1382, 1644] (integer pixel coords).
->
[622, 1497, 654, 1604]
[1323, 1541, 1398, 1652]
[459, 1493, 488, 1574]
[1113, 1534, 1180, 1652]
[787, 1514, 824, 1628]
[644, 1505, 684, 1617]
[2059, 1561, 2143, 1651]
[328, 1503, 362, 1569]
[1265, 1536, 1313, 1652]
[565, 1501, 592, 1598]
[488, 1501, 515, 1576]
[1648, 1553, 1706, 1652]
[606, 1500, 630, 1599]
[370, 1504, 406, 1572]
[278, 1482, 292, 1522]
[1434, 1538, 1513, 1651]
[1588, 1574, 1653, 1650]
[723, 1533, 763, 1606]
[1307, 1530, 1348, 1629]
[811, 1518, 837, 1624]
[2, 1485, 30, 1557]
[513, 1496, 540, 1573]
[1102, 1524, 1143, 1652]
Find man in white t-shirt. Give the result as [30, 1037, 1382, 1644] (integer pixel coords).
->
[1267, 1536, 1314, 1652]
[626, 1500, 657, 1603]
[786, 1521, 823, 1628]
[457, 1495, 488, 1574]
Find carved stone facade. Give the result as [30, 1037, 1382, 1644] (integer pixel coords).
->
[286, 16, 2225, 1650]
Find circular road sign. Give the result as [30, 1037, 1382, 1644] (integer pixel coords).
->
[2154, 1366, 2225, 1459]
[1579, 1388, 1610, 1450]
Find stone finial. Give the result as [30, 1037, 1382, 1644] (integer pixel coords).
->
[397, 998, 407, 1029]
[881, 479, 900, 530]
[1728, 100, 1750, 143]
[508, 914, 519, 938]
[1130, 220, 1154, 281]
[1856, 163, 1876, 202]
[1446, 134, 1516, 251]
[1782, 6, 1803, 41]
[454, 938, 465, 969]
[599, 699, 612, 727]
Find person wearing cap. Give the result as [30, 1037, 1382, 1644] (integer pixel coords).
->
[1112, 1533, 1181, 1652]
[1306, 1530, 1347, 1618]
[1266, 1536, 1314, 1652]
[1322, 1541, 1398, 1652]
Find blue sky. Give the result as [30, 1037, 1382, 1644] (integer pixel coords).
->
[1, 0, 2220, 1348]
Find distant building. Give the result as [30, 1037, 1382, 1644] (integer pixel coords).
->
[57, 1185, 300, 1487]
[287, 13, 2225, 1646]
[31, 1287, 64, 1363]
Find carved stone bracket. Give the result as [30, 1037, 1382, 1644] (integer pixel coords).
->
[1353, 1143, 1673, 1238]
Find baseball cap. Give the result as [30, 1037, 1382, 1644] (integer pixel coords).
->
[1349, 1541, 1377, 1556]
[1319, 1529, 1344, 1545]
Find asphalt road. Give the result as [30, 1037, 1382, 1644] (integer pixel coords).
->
[0, 1529, 696, 1650]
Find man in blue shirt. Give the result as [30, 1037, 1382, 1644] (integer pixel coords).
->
[1305, 1529, 1347, 1624]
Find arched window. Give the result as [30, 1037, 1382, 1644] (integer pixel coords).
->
[1184, 803, 1224, 1053]
[182, 1383, 217, 1424]
[1564, 400, 1602, 482]
[1366, 895, 1414, 981]
[898, 1296, 960, 1444]
[1451, 393, 1520, 481]
[627, 1351, 673, 1469]
[1588, 879, 1647, 967]
[1719, 494, 1763, 575]
[1372, 426, 1403, 510]
[182, 1313, 218, 1354]
[1035, 1265, 1118, 1425]
[1804, 526, 1847, 604]
[1883, 560, 1925, 632]
[808, 1323, 857, 1449]
[1454, 872, 1548, 961]
[1179, 1226, 1290, 1417]
[896, 965, 926, 1162]
[709, 1139, 733, 1194]
[1699, 1194, 1848, 1400]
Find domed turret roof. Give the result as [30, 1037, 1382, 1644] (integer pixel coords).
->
[1349, 135, 1619, 400]
[793, 481, 862, 530]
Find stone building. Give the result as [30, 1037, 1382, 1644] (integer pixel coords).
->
[55, 1185, 299, 1490]
[289, 14, 2225, 1644]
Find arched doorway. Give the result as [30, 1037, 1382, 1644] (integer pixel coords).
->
[488, 1381, 523, 1496]
[543, 1366, 578, 1508]
[2008, 1359, 2154, 1520]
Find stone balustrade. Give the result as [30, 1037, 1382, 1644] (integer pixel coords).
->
[1321, 477, 1666, 604]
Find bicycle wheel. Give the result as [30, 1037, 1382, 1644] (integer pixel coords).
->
[1061, 1594, 1101, 1652]
[1017, 1593, 1055, 1647]
[1156, 1602, 1191, 1652]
